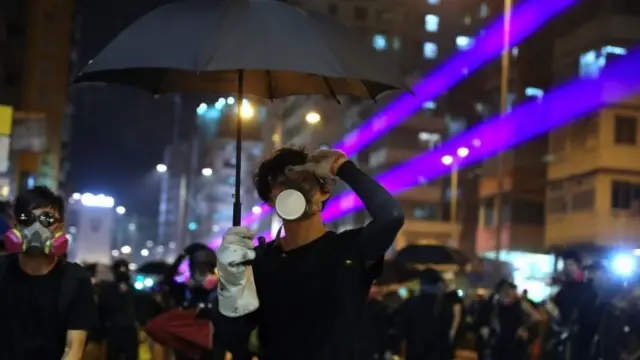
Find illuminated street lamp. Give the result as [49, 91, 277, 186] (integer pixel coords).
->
[305, 111, 321, 124]
[120, 245, 132, 254]
[116, 206, 126, 215]
[239, 100, 255, 120]
[441, 147, 470, 238]
[156, 164, 167, 173]
[201, 168, 213, 176]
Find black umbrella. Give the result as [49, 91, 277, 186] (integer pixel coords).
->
[74, 0, 407, 225]
[395, 244, 470, 266]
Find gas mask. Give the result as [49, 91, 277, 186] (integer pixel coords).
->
[190, 271, 218, 290]
[4, 211, 67, 256]
[274, 172, 327, 221]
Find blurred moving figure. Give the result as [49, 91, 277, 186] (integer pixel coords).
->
[0, 200, 14, 257]
[100, 259, 139, 360]
[397, 268, 448, 360]
[441, 274, 463, 360]
[0, 186, 98, 360]
[165, 243, 218, 310]
[357, 284, 391, 359]
[476, 280, 541, 360]
[544, 252, 597, 360]
[156, 242, 221, 360]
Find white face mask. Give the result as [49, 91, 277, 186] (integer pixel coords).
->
[275, 189, 308, 220]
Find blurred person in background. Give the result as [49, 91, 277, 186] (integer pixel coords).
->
[83, 263, 107, 360]
[100, 259, 139, 360]
[476, 280, 541, 360]
[0, 186, 98, 360]
[357, 283, 391, 359]
[161, 242, 221, 360]
[164, 242, 219, 310]
[441, 272, 463, 360]
[396, 268, 448, 360]
[0, 200, 14, 256]
[544, 251, 597, 360]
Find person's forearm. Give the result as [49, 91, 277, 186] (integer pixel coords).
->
[61, 347, 83, 360]
[336, 161, 404, 257]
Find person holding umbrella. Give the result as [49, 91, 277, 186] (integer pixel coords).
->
[213, 147, 404, 359]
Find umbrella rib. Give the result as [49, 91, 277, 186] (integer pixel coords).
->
[322, 77, 341, 104]
[361, 81, 377, 103]
[265, 70, 275, 101]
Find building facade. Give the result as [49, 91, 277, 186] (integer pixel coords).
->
[0, 0, 76, 193]
[544, 4, 640, 248]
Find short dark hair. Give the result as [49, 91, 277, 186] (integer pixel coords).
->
[14, 186, 65, 221]
[254, 147, 330, 206]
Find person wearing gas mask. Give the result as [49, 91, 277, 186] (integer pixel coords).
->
[99, 259, 140, 360]
[476, 280, 540, 360]
[164, 242, 219, 310]
[544, 251, 597, 360]
[161, 242, 221, 360]
[213, 147, 404, 359]
[0, 186, 98, 360]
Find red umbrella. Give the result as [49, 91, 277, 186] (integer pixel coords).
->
[145, 308, 213, 359]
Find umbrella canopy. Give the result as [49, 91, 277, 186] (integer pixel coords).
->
[145, 308, 213, 358]
[395, 244, 470, 266]
[74, 0, 407, 227]
[74, 0, 406, 99]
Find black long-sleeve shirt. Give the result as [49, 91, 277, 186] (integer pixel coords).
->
[211, 160, 404, 360]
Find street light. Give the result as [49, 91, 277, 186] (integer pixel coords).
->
[120, 245, 132, 254]
[441, 147, 470, 244]
[305, 111, 321, 124]
[116, 206, 126, 215]
[156, 164, 167, 173]
[140, 249, 149, 257]
[240, 100, 255, 120]
[201, 167, 213, 176]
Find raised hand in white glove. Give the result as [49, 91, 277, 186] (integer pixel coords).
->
[216, 226, 259, 317]
[288, 148, 348, 179]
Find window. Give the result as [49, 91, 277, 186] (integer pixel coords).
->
[427, 0, 440, 4]
[353, 6, 367, 21]
[375, 9, 392, 22]
[423, 42, 438, 59]
[479, 2, 489, 18]
[579, 46, 628, 79]
[456, 36, 474, 51]
[547, 197, 568, 214]
[512, 199, 544, 224]
[614, 115, 637, 145]
[412, 204, 439, 220]
[391, 36, 401, 50]
[424, 14, 439, 32]
[328, 3, 338, 15]
[372, 34, 387, 51]
[484, 198, 494, 226]
[611, 181, 640, 210]
[571, 190, 595, 211]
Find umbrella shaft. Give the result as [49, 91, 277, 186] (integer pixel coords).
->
[233, 70, 244, 226]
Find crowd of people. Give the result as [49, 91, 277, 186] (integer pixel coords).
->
[0, 147, 638, 360]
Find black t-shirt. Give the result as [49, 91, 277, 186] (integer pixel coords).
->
[0, 257, 98, 360]
[216, 229, 383, 360]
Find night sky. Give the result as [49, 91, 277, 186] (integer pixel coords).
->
[69, 0, 194, 218]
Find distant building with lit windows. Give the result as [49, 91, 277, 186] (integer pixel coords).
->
[256, 0, 490, 251]
[544, 8, 640, 248]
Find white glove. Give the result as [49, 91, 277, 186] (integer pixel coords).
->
[216, 226, 259, 317]
[288, 148, 347, 179]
